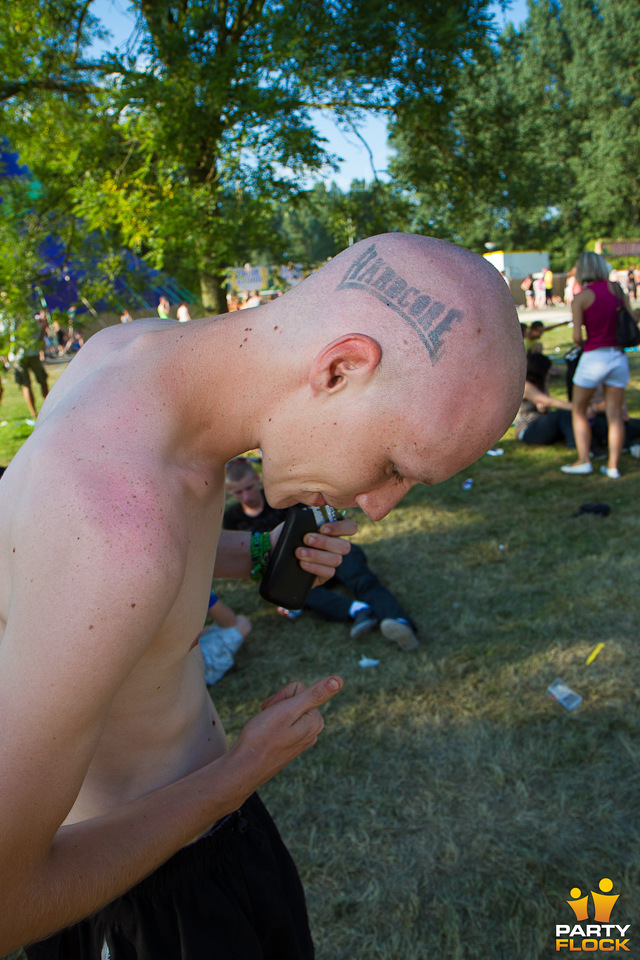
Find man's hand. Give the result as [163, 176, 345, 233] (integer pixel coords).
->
[230, 676, 344, 785]
[299, 517, 357, 585]
[269, 516, 357, 586]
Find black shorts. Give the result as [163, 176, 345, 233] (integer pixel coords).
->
[25, 793, 314, 960]
[14, 355, 48, 389]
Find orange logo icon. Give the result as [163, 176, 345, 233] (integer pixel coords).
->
[567, 878, 619, 923]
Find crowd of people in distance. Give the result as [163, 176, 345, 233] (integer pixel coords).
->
[0, 307, 84, 421]
[519, 264, 639, 310]
[40, 313, 84, 359]
[515, 251, 640, 478]
[520, 266, 557, 309]
[227, 290, 281, 310]
[135, 290, 283, 322]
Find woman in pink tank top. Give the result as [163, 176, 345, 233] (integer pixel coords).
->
[561, 252, 632, 479]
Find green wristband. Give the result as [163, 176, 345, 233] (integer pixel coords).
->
[250, 531, 271, 582]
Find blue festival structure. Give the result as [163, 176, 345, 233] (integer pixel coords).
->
[0, 142, 196, 317]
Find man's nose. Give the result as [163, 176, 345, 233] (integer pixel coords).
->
[355, 482, 416, 521]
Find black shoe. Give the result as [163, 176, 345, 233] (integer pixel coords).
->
[349, 607, 378, 640]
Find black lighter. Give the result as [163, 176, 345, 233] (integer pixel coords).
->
[259, 505, 344, 609]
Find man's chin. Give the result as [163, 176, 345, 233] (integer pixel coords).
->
[266, 490, 329, 510]
[264, 490, 301, 509]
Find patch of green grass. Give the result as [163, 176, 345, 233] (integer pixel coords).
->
[0, 361, 69, 466]
[215, 349, 640, 959]
[4, 344, 640, 959]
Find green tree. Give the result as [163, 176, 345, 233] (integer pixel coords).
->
[273, 179, 412, 267]
[390, 0, 640, 271]
[1, 0, 504, 313]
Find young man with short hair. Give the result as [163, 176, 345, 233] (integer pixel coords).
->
[225, 457, 420, 649]
[0, 233, 524, 958]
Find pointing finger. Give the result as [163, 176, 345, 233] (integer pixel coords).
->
[262, 679, 306, 711]
[290, 675, 343, 721]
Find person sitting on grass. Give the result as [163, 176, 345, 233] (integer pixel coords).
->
[585, 385, 640, 455]
[513, 352, 575, 447]
[515, 353, 640, 456]
[225, 457, 419, 650]
[205, 590, 252, 639]
[199, 591, 252, 687]
[524, 320, 545, 354]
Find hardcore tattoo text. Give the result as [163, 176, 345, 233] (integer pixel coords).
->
[337, 244, 464, 362]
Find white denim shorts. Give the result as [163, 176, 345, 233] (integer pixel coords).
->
[573, 347, 630, 390]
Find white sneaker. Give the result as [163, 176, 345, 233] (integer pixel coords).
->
[560, 462, 593, 475]
[380, 619, 419, 651]
[600, 466, 621, 479]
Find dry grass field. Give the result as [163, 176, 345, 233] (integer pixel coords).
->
[3, 322, 640, 959]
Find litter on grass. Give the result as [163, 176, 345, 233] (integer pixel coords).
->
[586, 642, 606, 665]
[359, 654, 380, 668]
[199, 624, 244, 686]
[547, 678, 582, 711]
[572, 501, 610, 518]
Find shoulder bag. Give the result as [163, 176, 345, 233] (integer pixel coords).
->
[614, 283, 640, 348]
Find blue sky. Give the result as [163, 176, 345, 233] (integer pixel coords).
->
[90, 0, 530, 189]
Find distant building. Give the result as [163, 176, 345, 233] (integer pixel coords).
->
[595, 239, 640, 258]
[483, 250, 550, 279]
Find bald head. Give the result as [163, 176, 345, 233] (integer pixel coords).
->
[252, 233, 525, 514]
[280, 233, 523, 427]
[326, 235, 480, 362]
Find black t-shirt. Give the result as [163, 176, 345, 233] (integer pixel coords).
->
[223, 491, 290, 532]
[525, 351, 551, 391]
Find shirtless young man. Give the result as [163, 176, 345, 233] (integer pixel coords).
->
[0, 234, 525, 959]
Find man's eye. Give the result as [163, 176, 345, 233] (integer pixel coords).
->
[391, 466, 404, 483]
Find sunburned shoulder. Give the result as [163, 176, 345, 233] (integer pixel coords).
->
[5, 440, 189, 579]
[0, 458, 189, 649]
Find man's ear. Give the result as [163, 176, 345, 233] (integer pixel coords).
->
[309, 334, 382, 395]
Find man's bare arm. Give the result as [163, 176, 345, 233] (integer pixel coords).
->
[523, 380, 573, 412]
[0, 669, 342, 955]
[0, 484, 343, 953]
[0, 519, 343, 953]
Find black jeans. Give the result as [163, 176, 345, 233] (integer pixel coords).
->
[520, 410, 575, 447]
[305, 543, 412, 625]
[590, 412, 640, 450]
